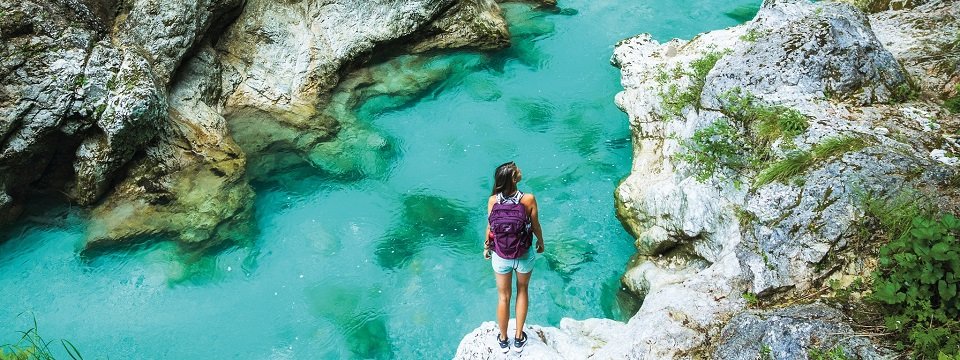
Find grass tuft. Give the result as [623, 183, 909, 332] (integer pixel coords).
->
[811, 135, 870, 160]
[754, 150, 814, 187]
[860, 189, 934, 242]
[753, 134, 872, 186]
[1, 315, 85, 360]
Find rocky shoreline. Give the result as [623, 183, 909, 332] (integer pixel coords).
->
[457, 0, 959, 358]
[0, 0, 556, 250]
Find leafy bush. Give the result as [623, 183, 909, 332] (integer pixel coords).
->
[871, 214, 960, 358]
[808, 346, 850, 360]
[944, 84, 960, 114]
[661, 83, 700, 117]
[677, 88, 817, 183]
[945, 97, 960, 114]
[894, 83, 920, 103]
[941, 352, 960, 360]
[720, 88, 809, 148]
[675, 118, 749, 181]
[740, 28, 763, 42]
[660, 51, 728, 117]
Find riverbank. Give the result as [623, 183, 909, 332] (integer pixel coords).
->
[457, 0, 960, 358]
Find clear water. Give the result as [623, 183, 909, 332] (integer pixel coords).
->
[0, 1, 759, 359]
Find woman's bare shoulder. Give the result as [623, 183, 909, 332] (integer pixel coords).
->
[521, 193, 536, 203]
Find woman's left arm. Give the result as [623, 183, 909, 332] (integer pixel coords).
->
[527, 195, 544, 253]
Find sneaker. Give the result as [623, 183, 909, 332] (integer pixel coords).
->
[513, 331, 528, 353]
[496, 333, 510, 353]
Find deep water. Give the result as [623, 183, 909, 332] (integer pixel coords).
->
[0, 1, 760, 358]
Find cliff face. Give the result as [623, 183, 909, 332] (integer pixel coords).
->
[0, 0, 513, 249]
[457, 0, 959, 358]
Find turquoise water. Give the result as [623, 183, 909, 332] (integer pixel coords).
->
[0, 1, 759, 359]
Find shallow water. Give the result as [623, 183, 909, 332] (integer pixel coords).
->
[0, 1, 759, 358]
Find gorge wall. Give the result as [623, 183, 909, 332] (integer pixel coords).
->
[0, 0, 534, 249]
[457, 0, 960, 358]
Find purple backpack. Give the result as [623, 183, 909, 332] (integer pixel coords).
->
[489, 191, 531, 259]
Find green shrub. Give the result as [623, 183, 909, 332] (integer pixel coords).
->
[870, 214, 960, 358]
[861, 189, 933, 242]
[675, 118, 749, 181]
[740, 28, 763, 42]
[754, 150, 813, 187]
[719, 88, 809, 147]
[660, 51, 729, 117]
[944, 84, 960, 114]
[808, 345, 850, 360]
[759, 343, 773, 360]
[945, 97, 960, 114]
[661, 83, 700, 117]
[894, 83, 920, 103]
[941, 351, 960, 360]
[676, 88, 820, 184]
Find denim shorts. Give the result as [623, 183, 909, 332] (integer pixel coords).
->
[491, 250, 536, 274]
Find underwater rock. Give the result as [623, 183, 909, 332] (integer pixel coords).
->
[215, 0, 513, 180]
[1, 0, 514, 249]
[217, 0, 511, 117]
[86, 45, 255, 249]
[0, 0, 243, 232]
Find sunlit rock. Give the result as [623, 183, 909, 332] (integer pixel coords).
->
[1, 0, 515, 250]
[458, 0, 959, 357]
[713, 303, 884, 359]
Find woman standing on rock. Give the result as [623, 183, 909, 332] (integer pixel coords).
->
[484, 161, 545, 353]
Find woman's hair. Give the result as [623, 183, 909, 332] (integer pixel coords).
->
[491, 161, 519, 196]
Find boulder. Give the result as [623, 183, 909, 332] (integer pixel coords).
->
[714, 303, 884, 360]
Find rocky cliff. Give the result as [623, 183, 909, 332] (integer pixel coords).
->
[0, 0, 527, 249]
[457, 0, 959, 358]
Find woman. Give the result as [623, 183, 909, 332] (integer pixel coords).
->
[483, 161, 544, 353]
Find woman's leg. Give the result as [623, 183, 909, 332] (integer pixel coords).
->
[514, 271, 532, 339]
[495, 272, 513, 341]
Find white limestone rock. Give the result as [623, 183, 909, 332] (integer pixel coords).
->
[0, 0, 513, 249]
[457, 0, 959, 358]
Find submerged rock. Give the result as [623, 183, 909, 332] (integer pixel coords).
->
[0, 0, 515, 250]
[458, 0, 959, 358]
